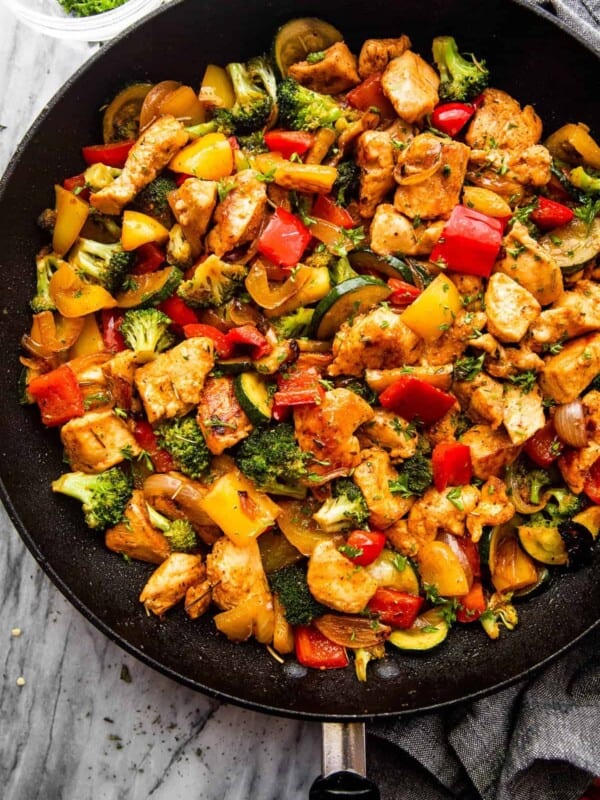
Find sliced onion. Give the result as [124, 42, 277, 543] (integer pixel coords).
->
[139, 80, 181, 130]
[143, 472, 215, 529]
[437, 532, 473, 589]
[553, 400, 588, 448]
[313, 614, 391, 649]
[245, 261, 311, 310]
[395, 138, 442, 186]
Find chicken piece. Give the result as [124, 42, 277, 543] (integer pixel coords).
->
[459, 424, 520, 480]
[293, 388, 374, 479]
[365, 364, 454, 394]
[470, 334, 545, 380]
[328, 305, 422, 377]
[61, 409, 141, 473]
[419, 310, 487, 366]
[538, 332, 600, 404]
[393, 133, 470, 220]
[466, 145, 551, 197]
[558, 390, 600, 494]
[102, 350, 146, 413]
[426, 402, 461, 447]
[196, 376, 252, 455]
[134, 337, 214, 424]
[352, 448, 413, 529]
[105, 489, 170, 564]
[529, 280, 600, 347]
[288, 42, 360, 94]
[484, 272, 541, 343]
[328, 110, 381, 166]
[139, 552, 204, 616]
[453, 373, 505, 429]
[167, 178, 218, 257]
[381, 51, 440, 124]
[206, 169, 268, 257]
[384, 518, 419, 557]
[369, 204, 444, 257]
[502, 384, 545, 445]
[466, 477, 515, 542]
[465, 89, 543, 151]
[495, 222, 563, 307]
[358, 36, 412, 78]
[452, 274, 485, 305]
[358, 410, 419, 460]
[307, 540, 378, 613]
[91, 116, 189, 215]
[184, 569, 212, 619]
[356, 130, 396, 219]
[408, 485, 480, 542]
[206, 536, 271, 611]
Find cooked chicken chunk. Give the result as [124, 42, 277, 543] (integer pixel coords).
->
[294, 388, 374, 479]
[381, 51, 440, 124]
[369, 204, 444, 256]
[453, 373, 505, 429]
[61, 409, 141, 473]
[134, 338, 214, 424]
[495, 221, 563, 307]
[196, 376, 252, 455]
[465, 89, 543, 151]
[358, 35, 412, 78]
[538, 332, 600, 404]
[459, 424, 520, 480]
[384, 518, 419, 557]
[484, 272, 541, 343]
[328, 305, 422, 377]
[105, 489, 170, 564]
[206, 169, 268, 257]
[502, 384, 545, 445]
[184, 569, 212, 619]
[167, 178, 218, 256]
[206, 536, 271, 611]
[466, 145, 551, 197]
[419, 310, 487, 366]
[466, 477, 515, 542]
[529, 280, 600, 346]
[288, 42, 360, 94]
[558, 390, 600, 493]
[139, 553, 204, 616]
[102, 350, 145, 413]
[408, 485, 480, 542]
[356, 130, 396, 219]
[307, 540, 378, 613]
[472, 334, 545, 380]
[393, 133, 470, 219]
[358, 409, 420, 460]
[91, 116, 189, 215]
[352, 448, 413, 529]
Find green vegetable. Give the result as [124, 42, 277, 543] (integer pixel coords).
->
[312, 478, 369, 532]
[277, 78, 355, 131]
[116, 266, 183, 308]
[388, 453, 433, 498]
[308, 276, 391, 340]
[83, 164, 121, 192]
[130, 175, 178, 229]
[157, 415, 210, 479]
[69, 236, 134, 293]
[268, 563, 327, 625]
[31, 252, 62, 313]
[146, 504, 198, 552]
[569, 166, 600, 194]
[328, 255, 360, 285]
[431, 35, 489, 102]
[51, 467, 132, 530]
[388, 609, 450, 651]
[120, 308, 175, 355]
[272, 17, 343, 78]
[233, 373, 273, 425]
[529, 488, 583, 527]
[58, 0, 128, 17]
[235, 423, 310, 498]
[177, 256, 246, 308]
[332, 161, 361, 207]
[271, 307, 314, 339]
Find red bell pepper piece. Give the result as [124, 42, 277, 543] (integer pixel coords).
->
[271, 397, 292, 422]
[81, 140, 135, 168]
[257, 207, 312, 268]
[295, 625, 349, 669]
[341, 530, 386, 567]
[523, 420, 562, 467]
[456, 580, 487, 623]
[431, 442, 473, 491]
[312, 194, 355, 229]
[530, 196, 574, 230]
[183, 323, 234, 358]
[62, 173, 90, 201]
[174, 172, 194, 186]
[101, 309, 127, 353]
[387, 278, 422, 306]
[264, 130, 315, 160]
[28, 364, 84, 427]
[224, 325, 272, 359]
[584, 458, 600, 505]
[346, 73, 396, 118]
[273, 366, 325, 407]
[430, 205, 504, 277]
[367, 588, 423, 629]
[133, 420, 176, 473]
[158, 295, 200, 330]
[132, 242, 165, 275]
[379, 376, 455, 425]
[431, 102, 476, 137]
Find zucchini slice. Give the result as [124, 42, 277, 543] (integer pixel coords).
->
[517, 525, 568, 566]
[348, 250, 434, 286]
[102, 83, 153, 144]
[513, 566, 551, 599]
[273, 17, 343, 77]
[308, 276, 391, 340]
[539, 217, 600, 271]
[388, 609, 449, 651]
[234, 372, 273, 425]
[217, 356, 254, 375]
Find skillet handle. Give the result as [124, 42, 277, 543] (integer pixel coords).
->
[309, 722, 380, 799]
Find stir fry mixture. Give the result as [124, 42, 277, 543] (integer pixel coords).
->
[21, 18, 600, 678]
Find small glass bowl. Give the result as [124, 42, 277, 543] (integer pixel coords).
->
[3, 0, 164, 41]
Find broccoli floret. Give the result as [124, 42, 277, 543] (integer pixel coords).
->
[272, 307, 314, 339]
[235, 423, 310, 498]
[304, 247, 337, 271]
[120, 308, 175, 355]
[51, 467, 132, 530]
[329, 255, 360, 285]
[247, 55, 278, 128]
[85, 208, 123, 243]
[84, 163, 121, 191]
[146, 504, 198, 552]
[569, 166, 600, 194]
[37, 207, 57, 235]
[528, 488, 583, 528]
[69, 237, 134, 293]
[388, 453, 433, 497]
[332, 160, 361, 207]
[157, 415, 210, 480]
[31, 252, 62, 313]
[268, 564, 327, 625]
[529, 469, 554, 505]
[177, 255, 246, 308]
[166, 224, 194, 270]
[58, 0, 127, 17]
[432, 36, 489, 102]
[277, 78, 351, 131]
[312, 478, 369, 533]
[130, 175, 178, 229]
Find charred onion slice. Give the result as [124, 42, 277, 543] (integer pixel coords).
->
[313, 614, 391, 649]
[553, 400, 588, 448]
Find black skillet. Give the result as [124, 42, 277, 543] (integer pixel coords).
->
[1, 0, 599, 796]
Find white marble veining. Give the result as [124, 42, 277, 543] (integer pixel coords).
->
[0, 8, 321, 798]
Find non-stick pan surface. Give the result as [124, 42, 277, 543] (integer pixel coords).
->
[1, 0, 599, 721]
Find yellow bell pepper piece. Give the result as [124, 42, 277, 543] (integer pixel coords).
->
[417, 540, 470, 597]
[49, 262, 117, 318]
[159, 85, 205, 126]
[200, 64, 235, 110]
[121, 210, 170, 251]
[400, 273, 462, 341]
[69, 313, 105, 358]
[169, 133, 234, 180]
[252, 152, 338, 194]
[52, 184, 90, 256]
[573, 506, 600, 539]
[264, 266, 331, 317]
[214, 592, 275, 644]
[545, 123, 600, 170]
[198, 470, 280, 546]
[462, 187, 511, 219]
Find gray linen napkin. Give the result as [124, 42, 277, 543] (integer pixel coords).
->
[369, 2, 600, 797]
